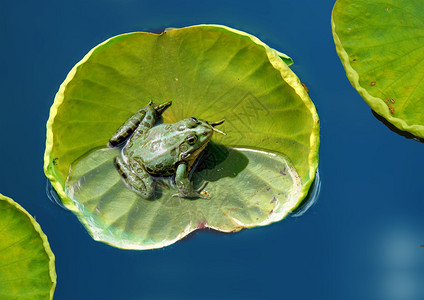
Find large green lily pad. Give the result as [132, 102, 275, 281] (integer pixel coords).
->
[332, 0, 424, 138]
[44, 25, 319, 249]
[0, 193, 56, 299]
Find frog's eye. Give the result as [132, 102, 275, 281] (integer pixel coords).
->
[185, 134, 198, 145]
[188, 117, 199, 128]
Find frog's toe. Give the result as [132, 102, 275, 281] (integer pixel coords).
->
[172, 191, 209, 199]
[154, 101, 172, 115]
[173, 181, 209, 199]
[195, 181, 208, 193]
[172, 184, 210, 199]
[198, 191, 211, 199]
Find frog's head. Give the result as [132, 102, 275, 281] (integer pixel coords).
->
[177, 117, 225, 164]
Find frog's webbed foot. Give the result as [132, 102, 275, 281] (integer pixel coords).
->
[172, 181, 210, 199]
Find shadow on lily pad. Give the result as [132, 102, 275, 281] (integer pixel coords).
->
[193, 142, 249, 183]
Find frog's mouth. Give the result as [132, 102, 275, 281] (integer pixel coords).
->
[208, 119, 226, 135]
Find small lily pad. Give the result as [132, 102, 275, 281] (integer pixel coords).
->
[0, 193, 56, 299]
[44, 25, 320, 249]
[332, 0, 424, 138]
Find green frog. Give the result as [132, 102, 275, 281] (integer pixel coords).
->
[109, 101, 225, 199]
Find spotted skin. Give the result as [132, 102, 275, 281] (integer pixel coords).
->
[109, 110, 147, 147]
[114, 156, 154, 199]
[109, 101, 224, 199]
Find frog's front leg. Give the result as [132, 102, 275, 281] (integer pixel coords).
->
[172, 163, 209, 199]
[114, 157, 154, 199]
[109, 100, 172, 146]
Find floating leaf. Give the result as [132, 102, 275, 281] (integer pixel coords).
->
[0, 193, 56, 299]
[332, 0, 424, 138]
[44, 25, 319, 248]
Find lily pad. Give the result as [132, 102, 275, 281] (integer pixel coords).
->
[44, 25, 319, 249]
[0, 193, 56, 299]
[332, 0, 424, 138]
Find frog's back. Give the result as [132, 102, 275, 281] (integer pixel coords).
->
[124, 124, 181, 175]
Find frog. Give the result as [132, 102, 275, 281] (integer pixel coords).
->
[109, 100, 225, 199]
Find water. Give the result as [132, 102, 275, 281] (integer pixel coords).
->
[291, 169, 321, 217]
[1, 0, 423, 299]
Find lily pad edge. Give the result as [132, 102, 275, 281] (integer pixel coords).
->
[331, 4, 424, 138]
[0, 193, 57, 299]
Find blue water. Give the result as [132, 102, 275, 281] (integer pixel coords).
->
[1, 0, 423, 299]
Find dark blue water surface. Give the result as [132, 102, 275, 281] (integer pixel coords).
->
[1, 1, 423, 299]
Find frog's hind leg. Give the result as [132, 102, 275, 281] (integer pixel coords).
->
[109, 108, 151, 147]
[132, 100, 172, 139]
[114, 157, 154, 199]
[109, 101, 172, 147]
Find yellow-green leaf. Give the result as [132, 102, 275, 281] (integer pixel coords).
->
[0, 193, 56, 300]
[332, 0, 424, 138]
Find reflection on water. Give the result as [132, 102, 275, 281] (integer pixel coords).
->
[290, 169, 321, 217]
[45, 179, 69, 211]
[375, 223, 424, 300]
